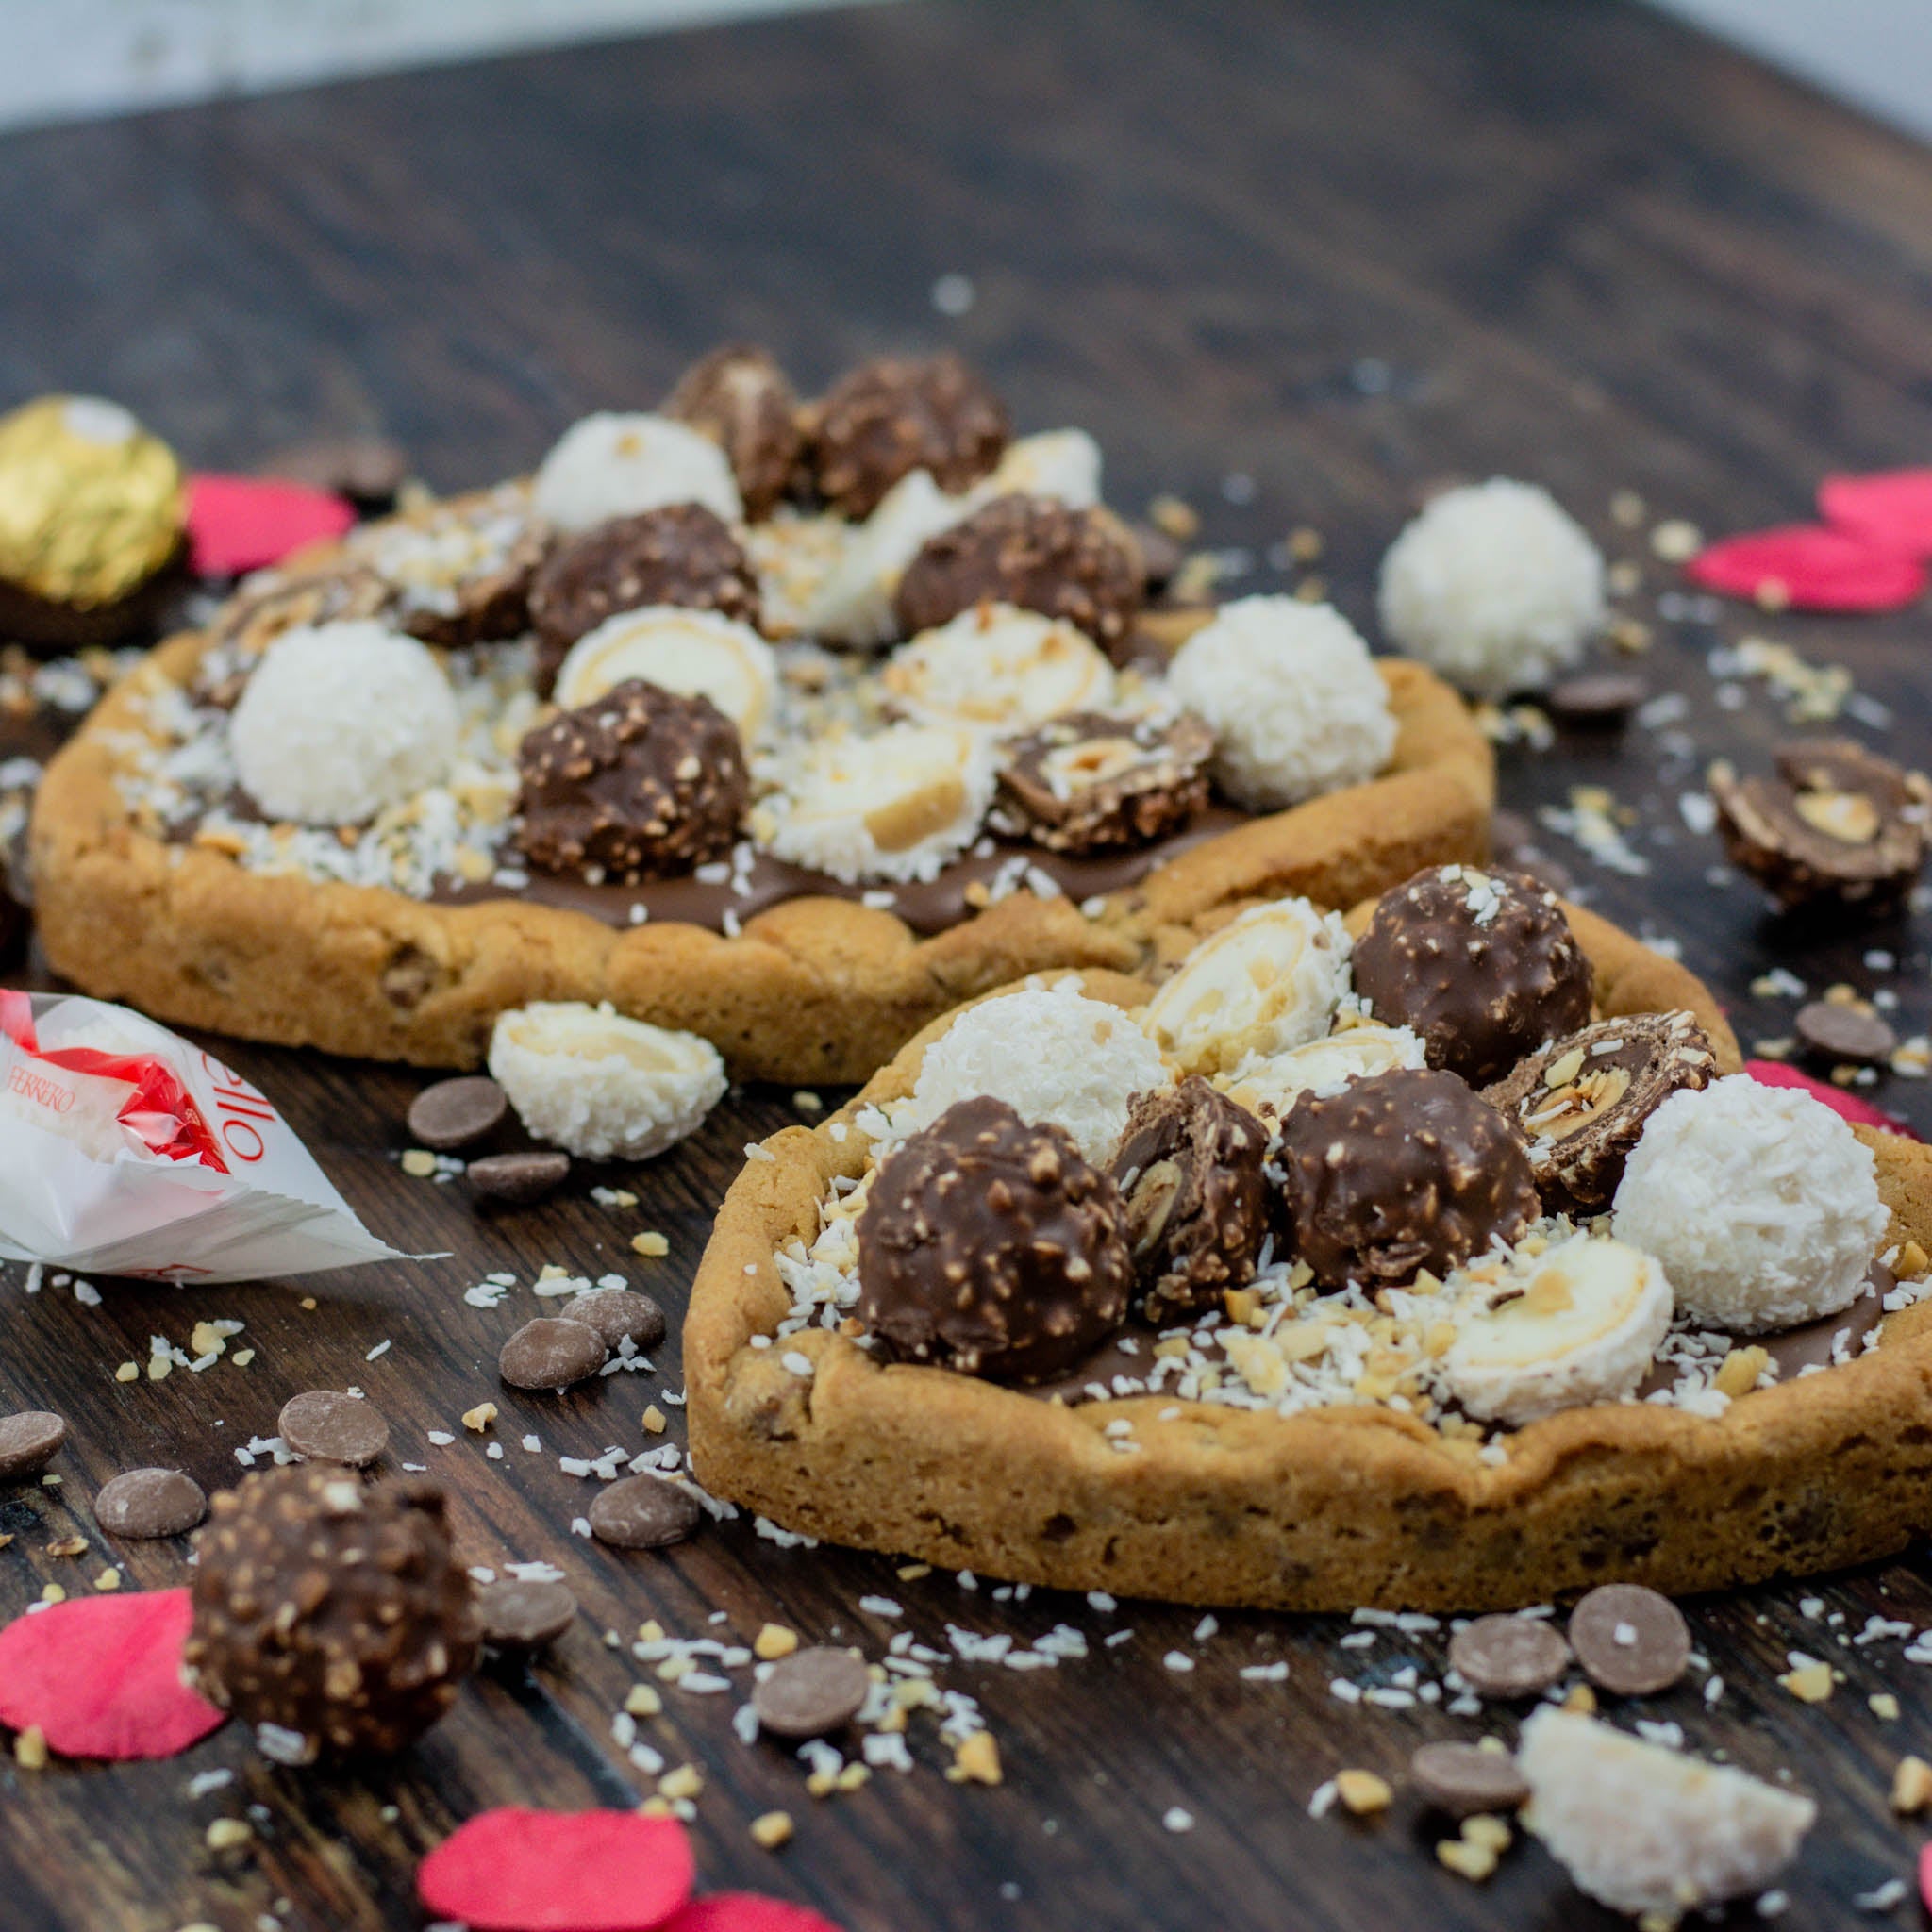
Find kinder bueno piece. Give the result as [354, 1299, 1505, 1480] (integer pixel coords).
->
[0, 991, 408, 1279]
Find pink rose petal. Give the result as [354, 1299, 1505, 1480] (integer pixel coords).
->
[1819, 468, 1932, 559]
[1744, 1059, 1919, 1140]
[1686, 524, 1925, 613]
[417, 1808, 695, 1932]
[186, 473, 356, 578]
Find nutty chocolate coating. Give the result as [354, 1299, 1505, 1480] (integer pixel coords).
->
[1709, 738, 1931, 915]
[1275, 1067, 1540, 1289]
[516, 679, 747, 882]
[200, 562, 393, 670]
[894, 494, 1147, 655]
[663, 342, 806, 521]
[811, 353, 1008, 519]
[183, 1465, 477, 1762]
[1484, 1010, 1717, 1218]
[993, 710, 1211, 855]
[1109, 1076, 1269, 1322]
[857, 1095, 1131, 1383]
[527, 503, 762, 692]
[1351, 865, 1594, 1086]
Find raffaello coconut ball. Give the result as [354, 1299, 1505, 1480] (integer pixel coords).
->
[1611, 1074, 1887, 1333]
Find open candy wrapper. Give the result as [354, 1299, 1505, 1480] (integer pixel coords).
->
[0, 990, 413, 1281]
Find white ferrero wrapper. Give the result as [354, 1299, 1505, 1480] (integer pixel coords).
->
[0, 991, 412, 1281]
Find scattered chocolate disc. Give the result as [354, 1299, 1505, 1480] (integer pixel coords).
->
[1546, 671, 1647, 725]
[498, 1318, 609, 1391]
[586, 1474, 702, 1550]
[810, 352, 1008, 518]
[1108, 1075, 1270, 1321]
[93, 1468, 208, 1540]
[262, 435, 408, 511]
[1274, 1068, 1541, 1290]
[857, 1096, 1132, 1383]
[1408, 1740, 1531, 1818]
[1128, 520, 1185, 590]
[1483, 1010, 1718, 1218]
[662, 342, 806, 522]
[0, 1410, 65, 1480]
[1708, 738, 1932, 916]
[993, 710, 1212, 854]
[408, 1076, 509, 1152]
[565, 1289, 668, 1352]
[1352, 865, 1594, 1087]
[751, 1645, 871, 1739]
[476, 1577, 578, 1653]
[1793, 999, 1897, 1067]
[1448, 1613, 1572, 1699]
[516, 680, 748, 883]
[277, 1391, 391, 1468]
[894, 494, 1147, 656]
[1566, 1584, 1690, 1697]
[1489, 808, 1537, 861]
[469, 1149, 571, 1206]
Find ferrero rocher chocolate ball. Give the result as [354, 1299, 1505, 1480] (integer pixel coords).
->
[810, 353, 1008, 519]
[516, 679, 748, 882]
[183, 1466, 478, 1763]
[1275, 1067, 1540, 1289]
[1109, 1076, 1269, 1322]
[857, 1095, 1131, 1383]
[663, 343, 806, 521]
[894, 494, 1147, 655]
[527, 504, 763, 694]
[1351, 864, 1594, 1086]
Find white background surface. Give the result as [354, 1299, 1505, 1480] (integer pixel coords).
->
[0, 0, 1927, 140]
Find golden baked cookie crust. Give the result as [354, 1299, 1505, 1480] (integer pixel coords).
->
[29, 623, 1491, 1081]
[685, 914, 1932, 1611]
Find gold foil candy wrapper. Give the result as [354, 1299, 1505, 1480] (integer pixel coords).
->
[0, 395, 184, 608]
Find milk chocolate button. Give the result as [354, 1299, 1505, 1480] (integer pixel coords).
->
[586, 1474, 702, 1550]
[499, 1317, 608, 1391]
[1794, 1000, 1896, 1067]
[752, 1646, 871, 1739]
[477, 1577, 577, 1652]
[0, 1410, 65, 1479]
[1448, 1614, 1571, 1698]
[93, 1468, 208, 1539]
[1547, 671, 1646, 725]
[470, 1150, 571, 1206]
[408, 1076, 508, 1151]
[277, 1390, 390, 1467]
[1566, 1584, 1690, 1696]
[1408, 1740, 1530, 1817]
[566, 1289, 668, 1352]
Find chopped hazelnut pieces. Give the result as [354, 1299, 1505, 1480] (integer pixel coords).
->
[461, 1403, 497, 1433]
[13, 1725, 46, 1770]
[948, 1731, 1004, 1786]
[1779, 1659, 1834, 1704]
[205, 1819, 253, 1852]
[754, 1624, 800, 1661]
[658, 1764, 704, 1802]
[1335, 1769, 1393, 1816]
[1711, 1346, 1769, 1400]
[641, 1405, 668, 1435]
[1890, 1755, 1932, 1814]
[631, 1232, 670, 1258]
[624, 1684, 663, 1718]
[750, 1810, 794, 1850]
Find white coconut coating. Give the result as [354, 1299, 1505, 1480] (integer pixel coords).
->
[883, 603, 1115, 732]
[229, 621, 459, 826]
[1166, 596, 1396, 810]
[553, 605, 777, 741]
[532, 412, 742, 532]
[1216, 1023, 1425, 1119]
[762, 721, 995, 885]
[1519, 1708, 1814, 1917]
[905, 980, 1170, 1167]
[1441, 1233, 1673, 1426]
[976, 429, 1103, 509]
[488, 1002, 725, 1161]
[800, 469, 965, 648]
[1376, 478, 1605, 699]
[1611, 1074, 1887, 1333]
[1140, 897, 1353, 1076]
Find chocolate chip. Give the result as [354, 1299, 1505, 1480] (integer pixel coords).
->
[565, 1289, 668, 1352]
[1547, 671, 1647, 724]
[1448, 1614, 1572, 1699]
[277, 1391, 391, 1467]
[1408, 1740, 1530, 1817]
[586, 1474, 702, 1550]
[0, 1410, 65, 1479]
[751, 1645, 871, 1739]
[498, 1318, 608, 1391]
[469, 1150, 571, 1206]
[93, 1468, 208, 1539]
[408, 1076, 508, 1151]
[476, 1577, 577, 1652]
[1566, 1584, 1690, 1696]
[1794, 1000, 1897, 1067]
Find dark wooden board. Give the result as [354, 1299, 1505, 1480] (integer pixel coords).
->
[3, 0, 1932, 1925]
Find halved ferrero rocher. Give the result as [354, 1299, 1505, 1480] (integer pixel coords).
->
[551, 604, 778, 742]
[1483, 1009, 1717, 1218]
[1708, 738, 1931, 915]
[199, 561, 393, 674]
[992, 709, 1212, 855]
[881, 603, 1117, 733]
